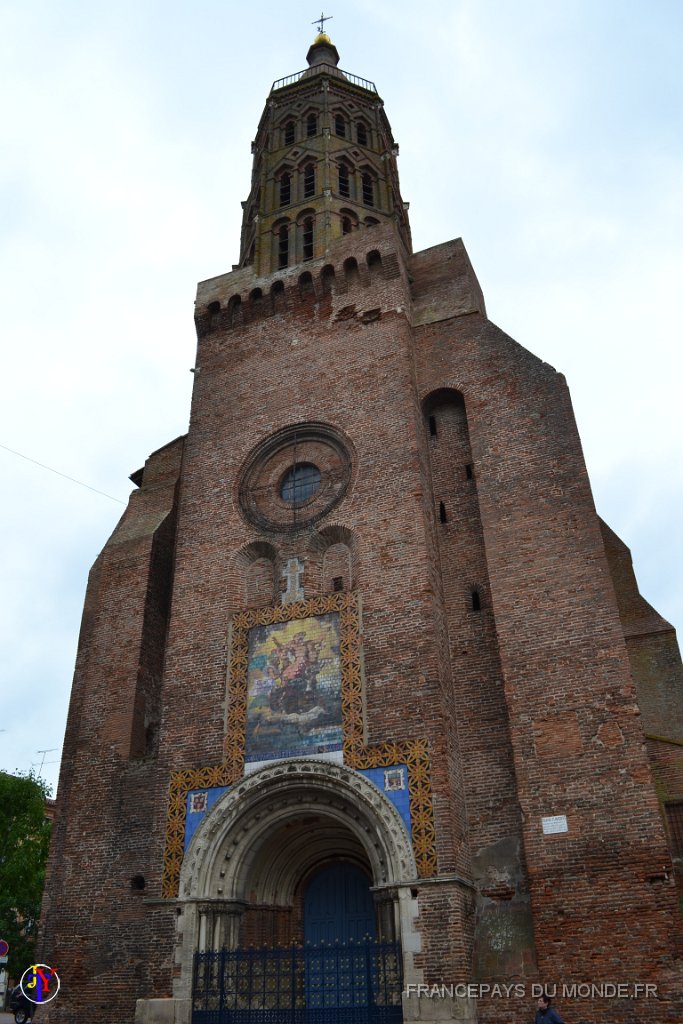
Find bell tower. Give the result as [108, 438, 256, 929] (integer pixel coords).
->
[239, 32, 411, 274]
[41, 23, 683, 1024]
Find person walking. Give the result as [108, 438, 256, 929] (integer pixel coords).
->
[534, 992, 565, 1023]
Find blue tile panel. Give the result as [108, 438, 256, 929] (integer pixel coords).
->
[185, 786, 229, 852]
[358, 765, 411, 836]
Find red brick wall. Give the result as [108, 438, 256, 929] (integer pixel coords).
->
[40, 439, 183, 1021]
[41, 225, 683, 1024]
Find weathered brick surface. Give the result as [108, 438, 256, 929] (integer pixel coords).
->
[40, 439, 183, 1021]
[40, 76, 683, 1024]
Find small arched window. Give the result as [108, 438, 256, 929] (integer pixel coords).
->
[227, 295, 242, 326]
[278, 225, 289, 269]
[280, 173, 291, 207]
[303, 162, 315, 199]
[283, 120, 295, 146]
[271, 279, 285, 310]
[321, 265, 335, 295]
[334, 114, 346, 138]
[302, 217, 314, 261]
[356, 122, 368, 146]
[338, 163, 350, 198]
[307, 113, 317, 137]
[362, 173, 375, 207]
[299, 271, 315, 299]
[344, 257, 359, 286]
[207, 301, 220, 329]
[250, 288, 263, 314]
[342, 217, 352, 235]
[366, 249, 382, 278]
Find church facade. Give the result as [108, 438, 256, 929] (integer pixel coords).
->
[41, 34, 682, 1024]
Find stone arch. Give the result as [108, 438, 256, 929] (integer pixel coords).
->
[173, 764, 422, 1007]
[180, 759, 416, 903]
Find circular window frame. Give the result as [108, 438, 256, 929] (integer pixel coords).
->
[238, 423, 353, 533]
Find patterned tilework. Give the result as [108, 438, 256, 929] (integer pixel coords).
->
[162, 592, 437, 897]
[185, 787, 229, 852]
[358, 765, 410, 834]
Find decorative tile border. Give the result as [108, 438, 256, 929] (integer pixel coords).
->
[162, 592, 436, 897]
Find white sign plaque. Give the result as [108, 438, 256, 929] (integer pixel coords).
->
[542, 814, 568, 835]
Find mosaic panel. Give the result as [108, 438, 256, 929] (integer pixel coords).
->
[162, 592, 437, 898]
[246, 613, 342, 762]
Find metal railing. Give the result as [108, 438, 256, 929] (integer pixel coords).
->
[271, 65, 377, 94]
[192, 939, 403, 1023]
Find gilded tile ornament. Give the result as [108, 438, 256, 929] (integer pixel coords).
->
[162, 592, 437, 897]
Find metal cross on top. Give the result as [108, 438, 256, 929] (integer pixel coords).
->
[312, 11, 333, 34]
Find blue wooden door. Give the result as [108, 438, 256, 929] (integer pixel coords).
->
[304, 862, 376, 943]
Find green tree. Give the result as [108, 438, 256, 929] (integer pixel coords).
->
[0, 771, 52, 980]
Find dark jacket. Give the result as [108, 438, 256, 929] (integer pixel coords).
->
[535, 1008, 565, 1024]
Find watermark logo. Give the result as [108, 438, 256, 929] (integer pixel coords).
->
[20, 963, 60, 1004]
[403, 981, 659, 1000]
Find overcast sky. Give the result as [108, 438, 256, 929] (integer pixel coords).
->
[1, 0, 681, 797]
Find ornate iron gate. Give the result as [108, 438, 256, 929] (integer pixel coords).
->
[191, 940, 403, 1023]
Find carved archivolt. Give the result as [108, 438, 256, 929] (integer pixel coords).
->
[179, 759, 417, 902]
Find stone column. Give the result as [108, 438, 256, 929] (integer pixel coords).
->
[373, 885, 399, 942]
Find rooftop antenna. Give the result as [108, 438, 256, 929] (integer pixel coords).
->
[33, 748, 58, 776]
[312, 11, 333, 34]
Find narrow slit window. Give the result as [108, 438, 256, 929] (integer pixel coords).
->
[465, 464, 473, 480]
[303, 163, 315, 199]
[428, 416, 437, 437]
[339, 164, 350, 198]
[665, 801, 683, 858]
[302, 217, 314, 261]
[228, 296, 241, 325]
[284, 120, 295, 146]
[278, 226, 289, 269]
[307, 113, 317, 137]
[342, 216, 352, 235]
[279, 173, 291, 207]
[335, 114, 346, 138]
[362, 173, 374, 207]
[332, 576, 344, 592]
[471, 589, 481, 611]
[439, 502, 447, 523]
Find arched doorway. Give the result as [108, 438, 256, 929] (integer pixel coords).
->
[177, 761, 417, 1023]
[304, 862, 376, 943]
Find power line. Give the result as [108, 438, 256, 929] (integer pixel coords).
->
[0, 442, 125, 504]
